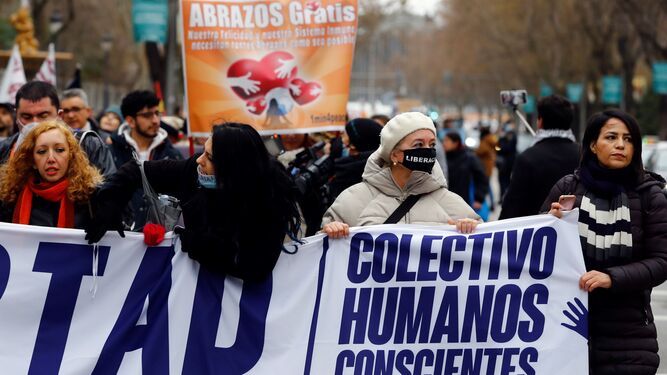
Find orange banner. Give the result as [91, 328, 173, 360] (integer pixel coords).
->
[180, 0, 358, 136]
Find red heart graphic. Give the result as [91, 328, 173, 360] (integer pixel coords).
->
[227, 51, 298, 100]
[306, 1, 320, 11]
[290, 78, 322, 105]
[246, 97, 267, 115]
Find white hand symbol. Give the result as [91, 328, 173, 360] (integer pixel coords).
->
[289, 83, 302, 97]
[228, 72, 260, 96]
[274, 58, 297, 79]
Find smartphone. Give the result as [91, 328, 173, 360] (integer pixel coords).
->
[558, 195, 576, 211]
[500, 89, 528, 107]
[263, 134, 285, 157]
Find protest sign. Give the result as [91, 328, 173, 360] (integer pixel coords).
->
[180, 0, 358, 136]
[0, 212, 587, 374]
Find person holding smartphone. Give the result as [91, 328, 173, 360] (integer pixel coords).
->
[542, 109, 667, 374]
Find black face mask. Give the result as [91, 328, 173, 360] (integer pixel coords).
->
[401, 147, 436, 173]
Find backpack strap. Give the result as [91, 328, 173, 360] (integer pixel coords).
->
[384, 194, 425, 224]
[78, 130, 103, 146]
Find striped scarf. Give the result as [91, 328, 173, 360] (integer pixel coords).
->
[578, 191, 632, 269]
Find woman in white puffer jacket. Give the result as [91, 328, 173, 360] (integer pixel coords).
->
[322, 112, 481, 238]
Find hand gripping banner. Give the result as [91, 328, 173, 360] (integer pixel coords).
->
[0, 212, 588, 374]
[180, 0, 358, 136]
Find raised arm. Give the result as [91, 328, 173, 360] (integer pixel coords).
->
[85, 156, 198, 243]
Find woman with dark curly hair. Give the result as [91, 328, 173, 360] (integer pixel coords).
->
[0, 120, 103, 228]
[544, 109, 667, 374]
[86, 122, 301, 282]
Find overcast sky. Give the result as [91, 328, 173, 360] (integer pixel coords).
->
[406, 0, 441, 15]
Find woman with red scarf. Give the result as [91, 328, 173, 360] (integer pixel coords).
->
[0, 120, 102, 228]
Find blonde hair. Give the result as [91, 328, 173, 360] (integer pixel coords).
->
[0, 120, 103, 203]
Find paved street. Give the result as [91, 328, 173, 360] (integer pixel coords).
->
[653, 284, 667, 374]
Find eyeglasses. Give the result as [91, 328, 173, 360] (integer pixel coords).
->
[135, 110, 162, 120]
[61, 106, 85, 114]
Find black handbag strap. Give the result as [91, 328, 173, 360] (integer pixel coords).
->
[384, 194, 424, 224]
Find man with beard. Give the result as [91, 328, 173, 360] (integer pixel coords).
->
[109, 90, 182, 230]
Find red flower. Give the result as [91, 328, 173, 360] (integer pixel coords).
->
[143, 223, 166, 246]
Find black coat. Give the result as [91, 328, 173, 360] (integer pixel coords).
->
[497, 131, 517, 190]
[542, 171, 667, 374]
[0, 195, 95, 229]
[108, 131, 183, 230]
[445, 148, 489, 204]
[97, 156, 288, 281]
[329, 151, 373, 200]
[499, 137, 579, 219]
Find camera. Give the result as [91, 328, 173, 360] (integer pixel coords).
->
[288, 141, 336, 235]
[289, 141, 326, 173]
[500, 90, 528, 107]
[293, 154, 335, 197]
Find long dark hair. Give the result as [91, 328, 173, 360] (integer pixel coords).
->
[210, 123, 300, 242]
[581, 109, 644, 180]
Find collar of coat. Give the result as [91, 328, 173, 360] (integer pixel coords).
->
[361, 150, 447, 198]
[533, 128, 576, 146]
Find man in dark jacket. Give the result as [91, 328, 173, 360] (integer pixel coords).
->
[499, 95, 580, 219]
[0, 102, 13, 140]
[443, 132, 489, 210]
[109, 90, 183, 230]
[0, 81, 116, 177]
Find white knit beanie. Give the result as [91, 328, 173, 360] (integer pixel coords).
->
[378, 112, 437, 162]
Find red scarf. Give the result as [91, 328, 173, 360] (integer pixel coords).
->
[13, 178, 75, 228]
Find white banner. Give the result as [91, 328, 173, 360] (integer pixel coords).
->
[0, 45, 27, 104]
[0, 212, 588, 374]
[34, 43, 57, 86]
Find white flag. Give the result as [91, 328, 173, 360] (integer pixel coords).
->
[34, 43, 56, 86]
[0, 45, 27, 104]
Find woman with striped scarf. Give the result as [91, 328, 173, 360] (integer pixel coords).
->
[544, 109, 667, 374]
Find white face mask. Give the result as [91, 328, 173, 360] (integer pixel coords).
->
[17, 120, 38, 133]
[14, 121, 39, 151]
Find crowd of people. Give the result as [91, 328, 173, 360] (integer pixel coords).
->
[0, 81, 666, 373]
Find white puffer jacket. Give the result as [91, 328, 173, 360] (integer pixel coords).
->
[322, 150, 480, 227]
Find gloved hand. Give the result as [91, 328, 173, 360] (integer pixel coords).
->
[85, 206, 126, 244]
[174, 226, 223, 264]
[174, 226, 200, 257]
